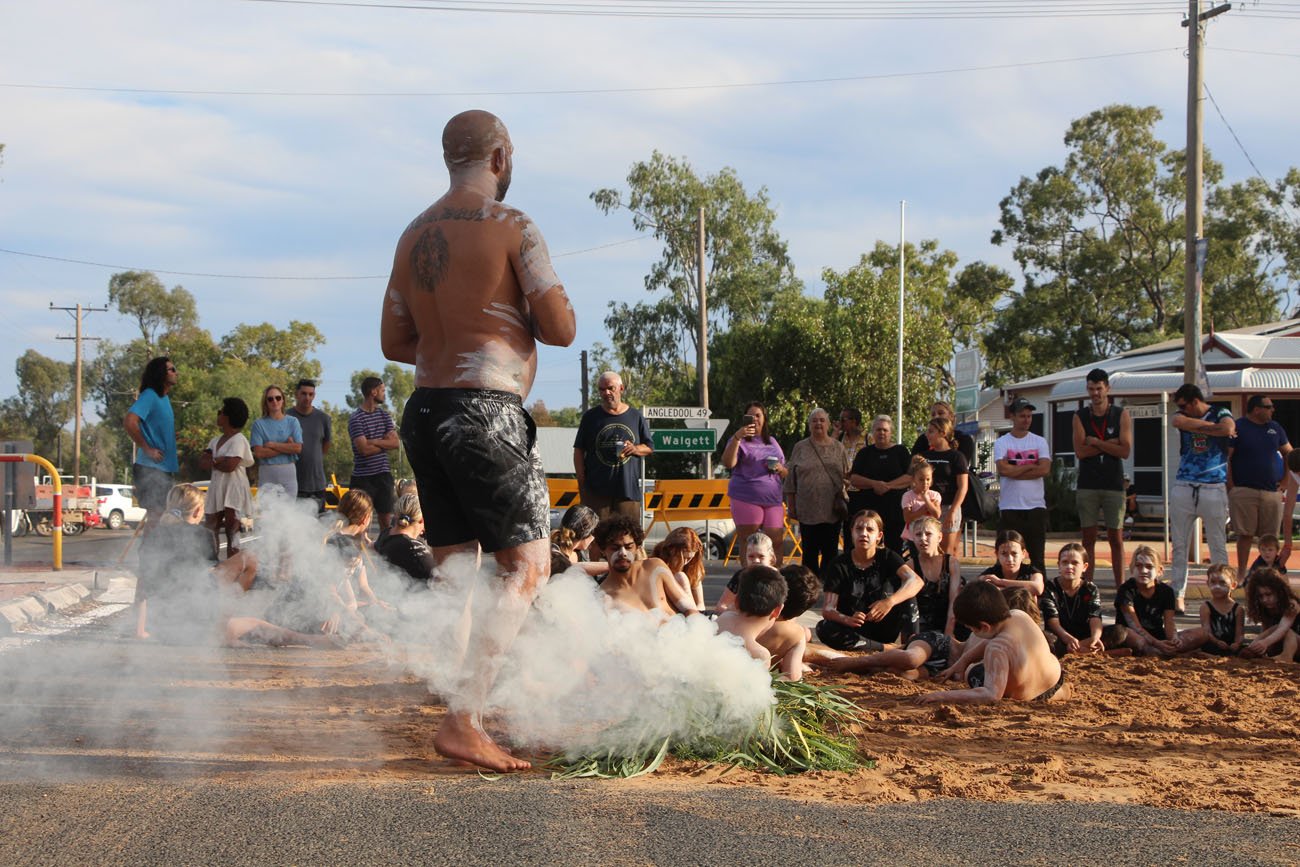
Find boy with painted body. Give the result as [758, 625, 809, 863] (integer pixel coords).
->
[749, 564, 823, 681]
[717, 565, 789, 673]
[594, 515, 700, 620]
[918, 582, 1067, 704]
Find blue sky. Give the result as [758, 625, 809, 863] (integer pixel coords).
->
[1, 0, 1296, 419]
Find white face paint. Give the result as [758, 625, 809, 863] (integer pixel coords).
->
[453, 339, 527, 391]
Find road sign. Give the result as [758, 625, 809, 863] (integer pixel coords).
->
[651, 429, 717, 452]
[953, 348, 982, 389]
[955, 386, 980, 415]
[1127, 404, 1163, 419]
[643, 406, 711, 420]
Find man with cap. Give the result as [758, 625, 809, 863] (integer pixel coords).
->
[1071, 368, 1131, 589]
[995, 397, 1052, 570]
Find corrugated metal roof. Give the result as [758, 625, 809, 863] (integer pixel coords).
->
[1039, 367, 1300, 403]
[1008, 318, 1300, 393]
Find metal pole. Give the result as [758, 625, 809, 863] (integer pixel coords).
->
[580, 350, 589, 412]
[3, 444, 14, 567]
[74, 303, 83, 485]
[698, 206, 712, 479]
[1162, 392, 1171, 564]
[897, 200, 906, 428]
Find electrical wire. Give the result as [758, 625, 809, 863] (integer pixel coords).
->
[0, 235, 651, 281]
[0, 47, 1181, 98]
[238, 0, 1250, 20]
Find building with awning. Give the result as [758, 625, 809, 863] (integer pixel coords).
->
[990, 318, 1300, 520]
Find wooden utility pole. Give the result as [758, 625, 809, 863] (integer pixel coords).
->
[580, 349, 589, 412]
[52, 302, 106, 484]
[1182, 2, 1231, 383]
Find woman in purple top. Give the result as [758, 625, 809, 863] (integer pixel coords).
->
[722, 401, 788, 565]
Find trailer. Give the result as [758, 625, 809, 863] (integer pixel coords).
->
[31, 475, 97, 536]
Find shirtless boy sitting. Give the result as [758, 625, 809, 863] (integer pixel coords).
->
[593, 515, 700, 619]
[717, 565, 788, 672]
[917, 581, 1068, 705]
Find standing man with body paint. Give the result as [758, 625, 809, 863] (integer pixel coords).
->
[381, 110, 576, 773]
[574, 371, 653, 521]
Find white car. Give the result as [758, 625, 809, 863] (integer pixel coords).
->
[96, 484, 147, 530]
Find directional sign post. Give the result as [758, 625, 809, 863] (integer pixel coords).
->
[643, 406, 712, 420]
[650, 429, 717, 453]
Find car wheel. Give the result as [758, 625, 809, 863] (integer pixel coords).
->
[108, 510, 125, 530]
[707, 534, 727, 561]
[63, 521, 85, 536]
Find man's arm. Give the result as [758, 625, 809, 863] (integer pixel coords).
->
[511, 218, 576, 348]
[1173, 411, 1235, 437]
[1071, 413, 1096, 459]
[380, 249, 418, 363]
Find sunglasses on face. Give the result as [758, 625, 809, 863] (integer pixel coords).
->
[267, 395, 284, 402]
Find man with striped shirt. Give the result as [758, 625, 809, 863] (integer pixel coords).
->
[349, 376, 399, 529]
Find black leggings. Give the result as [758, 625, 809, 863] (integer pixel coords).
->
[799, 522, 841, 578]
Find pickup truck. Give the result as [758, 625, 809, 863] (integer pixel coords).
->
[30, 474, 99, 536]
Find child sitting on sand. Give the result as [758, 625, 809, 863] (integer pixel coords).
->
[594, 515, 701, 619]
[654, 527, 707, 613]
[904, 516, 960, 638]
[1175, 564, 1245, 656]
[549, 504, 601, 577]
[749, 564, 824, 681]
[815, 510, 923, 651]
[1240, 568, 1300, 661]
[717, 565, 788, 671]
[1115, 545, 1180, 657]
[1040, 543, 1105, 655]
[916, 581, 1067, 704]
[978, 530, 1046, 596]
[716, 532, 777, 613]
[1249, 534, 1288, 576]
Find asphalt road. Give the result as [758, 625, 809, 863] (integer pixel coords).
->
[1, 776, 1298, 867]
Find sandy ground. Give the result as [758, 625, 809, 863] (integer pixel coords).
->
[3, 617, 1298, 821]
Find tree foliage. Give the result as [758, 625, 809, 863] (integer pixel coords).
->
[0, 350, 74, 460]
[107, 271, 199, 346]
[592, 152, 801, 405]
[988, 104, 1291, 385]
[711, 241, 997, 445]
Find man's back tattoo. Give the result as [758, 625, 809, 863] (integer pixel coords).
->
[411, 225, 450, 293]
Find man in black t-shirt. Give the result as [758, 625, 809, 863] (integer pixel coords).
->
[1071, 368, 1131, 588]
[573, 372, 654, 520]
[848, 414, 913, 553]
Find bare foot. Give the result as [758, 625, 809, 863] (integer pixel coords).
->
[434, 713, 530, 772]
[135, 631, 151, 640]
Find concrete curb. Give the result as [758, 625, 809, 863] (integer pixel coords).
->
[0, 582, 96, 635]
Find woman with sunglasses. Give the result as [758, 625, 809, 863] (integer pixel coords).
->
[250, 385, 303, 498]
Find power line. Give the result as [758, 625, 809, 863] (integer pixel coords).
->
[238, 0, 1235, 20]
[0, 236, 651, 281]
[1203, 82, 1299, 227]
[0, 47, 1181, 98]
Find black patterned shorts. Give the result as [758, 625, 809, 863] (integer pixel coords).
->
[400, 388, 549, 553]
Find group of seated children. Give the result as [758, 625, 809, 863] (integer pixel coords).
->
[136, 484, 400, 647]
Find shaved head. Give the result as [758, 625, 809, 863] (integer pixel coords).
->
[443, 110, 510, 168]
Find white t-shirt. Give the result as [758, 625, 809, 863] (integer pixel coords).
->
[995, 431, 1051, 511]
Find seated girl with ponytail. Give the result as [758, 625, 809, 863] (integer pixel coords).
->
[549, 504, 604, 577]
[374, 491, 436, 587]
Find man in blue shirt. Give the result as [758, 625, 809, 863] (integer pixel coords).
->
[123, 356, 179, 536]
[1228, 394, 1292, 575]
[1169, 383, 1235, 611]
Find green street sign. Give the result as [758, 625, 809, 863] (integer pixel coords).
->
[651, 429, 717, 453]
[955, 386, 979, 415]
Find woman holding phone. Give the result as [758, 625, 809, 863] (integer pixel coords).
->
[722, 401, 788, 565]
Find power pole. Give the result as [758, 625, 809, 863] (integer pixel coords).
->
[697, 207, 712, 479]
[1182, 1, 1231, 384]
[580, 350, 589, 412]
[52, 302, 107, 484]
